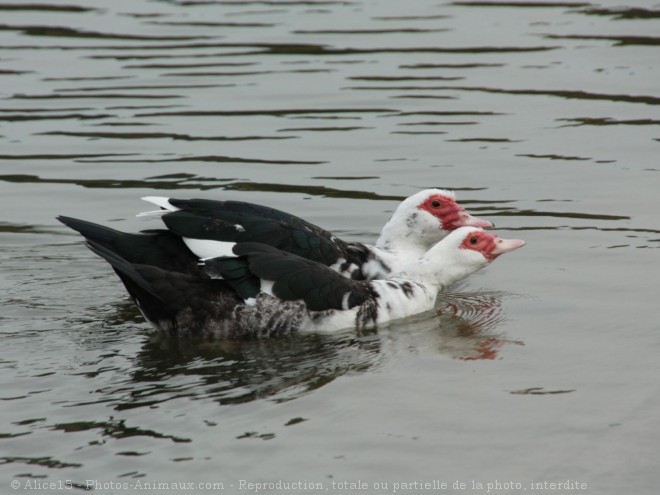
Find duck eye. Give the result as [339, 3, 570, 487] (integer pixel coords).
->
[469, 236, 478, 245]
[430, 200, 441, 208]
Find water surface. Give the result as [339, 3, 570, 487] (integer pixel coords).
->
[1, 1, 659, 493]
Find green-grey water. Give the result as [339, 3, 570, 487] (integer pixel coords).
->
[1, 1, 659, 493]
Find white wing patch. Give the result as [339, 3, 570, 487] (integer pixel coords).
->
[138, 196, 179, 218]
[136, 209, 167, 219]
[341, 291, 351, 310]
[260, 280, 275, 297]
[183, 238, 236, 259]
[141, 196, 179, 211]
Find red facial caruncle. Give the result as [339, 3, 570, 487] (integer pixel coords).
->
[460, 230, 526, 262]
[417, 194, 494, 231]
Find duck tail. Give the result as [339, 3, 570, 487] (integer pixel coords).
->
[57, 215, 201, 274]
[86, 241, 180, 333]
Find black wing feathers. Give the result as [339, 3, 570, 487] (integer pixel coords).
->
[57, 215, 202, 275]
[160, 211, 245, 242]
[85, 241, 239, 334]
[168, 199, 318, 228]
[86, 241, 169, 306]
[204, 256, 261, 301]
[207, 242, 374, 312]
[161, 199, 367, 269]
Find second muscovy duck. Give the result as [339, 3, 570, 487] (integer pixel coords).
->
[138, 189, 493, 280]
[58, 217, 524, 338]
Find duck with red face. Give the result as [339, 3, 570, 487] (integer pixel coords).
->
[417, 192, 494, 232]
[460, 229, 527, 262]
[60, 224, 523, 338]
[136, 189, 494, 281]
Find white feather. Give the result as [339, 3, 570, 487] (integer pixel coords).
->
[341, 292, 351, 310]
[137, 196, 179, 218]
[183, 238, 236, 259]
[136, 209, 167, 219]
[260, 280, 275, 297]
[141, 196, 179, 212]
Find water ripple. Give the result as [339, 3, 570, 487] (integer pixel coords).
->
[351, 85, 660, 105]
[0, 4, 97, 13]
[558, 117, 660, 127]
[135, 107, 397, 118]
[545, 34, 660, 47]
[38, 131, 296, 141]
[0, 24, 217, 42]
[293, 28, 449, 35]
[575, 6, 660, 20]
[0, 112, 111, 122]
[451, 1, 590, 7]
[433, 290, 524, 361]
[98, 329, 381, 408]
[12, 93, 182, 100]
[0, 0, 658, 483]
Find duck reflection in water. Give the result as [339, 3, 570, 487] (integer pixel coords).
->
[95, 290, 520, 410]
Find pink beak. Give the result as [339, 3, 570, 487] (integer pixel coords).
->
[455, 211, 494, 229]
[491, 237, 526, 257]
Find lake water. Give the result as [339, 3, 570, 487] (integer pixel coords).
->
[1, 0, 659, 493]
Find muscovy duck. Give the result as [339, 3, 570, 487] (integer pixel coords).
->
[138, 189, 493, 280]
[57, 216, 524, 338]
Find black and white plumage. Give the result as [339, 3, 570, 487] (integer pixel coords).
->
[58, 215, 524, 339]
[138, 189, 493, 280]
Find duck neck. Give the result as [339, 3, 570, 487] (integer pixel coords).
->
[375, 214, 430, 261]
[395, 246, 487, 292]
